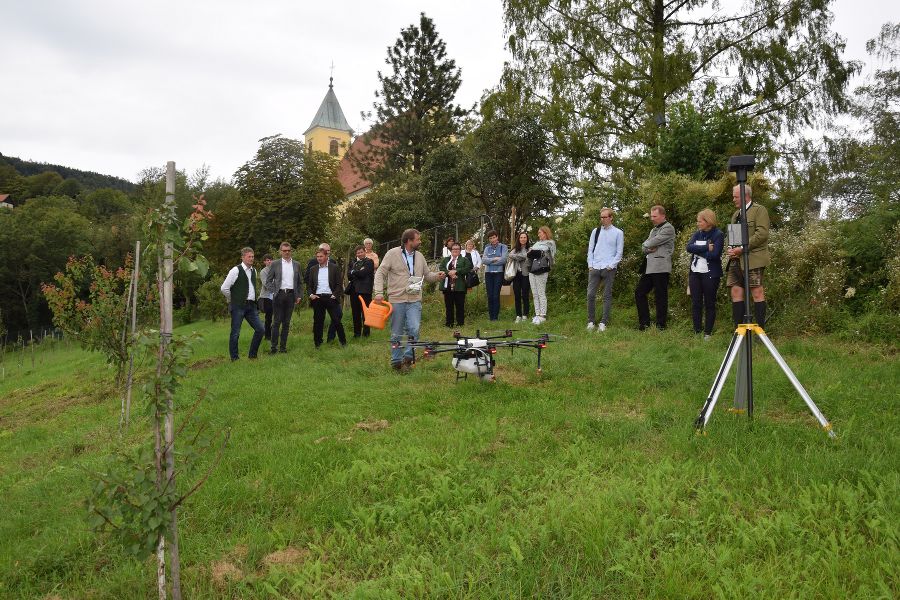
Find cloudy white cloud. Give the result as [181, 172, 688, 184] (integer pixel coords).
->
[0, 0, 892, 183]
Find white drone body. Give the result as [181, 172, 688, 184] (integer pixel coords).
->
[450, 337, 495, 381]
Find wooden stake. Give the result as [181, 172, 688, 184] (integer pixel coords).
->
[163, 161, 182, 600]
[122, 240, 141, 430]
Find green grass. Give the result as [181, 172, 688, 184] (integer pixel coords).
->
[1, 299, 898, 598]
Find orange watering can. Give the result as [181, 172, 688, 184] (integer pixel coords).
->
[360, 296, 393, 329]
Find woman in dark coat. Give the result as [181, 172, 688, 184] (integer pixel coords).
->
[686, 209, 725, 339]
[439, 242, 473, 328]
[347, 245, 375, 337]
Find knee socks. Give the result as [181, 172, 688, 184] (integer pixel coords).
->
[732, 301, 744, 328]
[754, 301, 767, 327]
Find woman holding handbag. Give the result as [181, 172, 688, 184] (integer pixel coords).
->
[527, 226, 556, 325]
[507, 232, 532, 323]
[439, 242, 472, 328]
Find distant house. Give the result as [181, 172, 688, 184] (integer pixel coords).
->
[0, 194, 12, 209]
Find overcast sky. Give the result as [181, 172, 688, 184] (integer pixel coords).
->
[1, 0, 895, 184]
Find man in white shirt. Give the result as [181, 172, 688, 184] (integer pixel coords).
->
[305, 248, 347, 347]
[264, 241, 303, 354]
[220, 247, 265, 361]
[586, 207, 624, 331]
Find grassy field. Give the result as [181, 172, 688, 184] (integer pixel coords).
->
[1, 299, 898, 598]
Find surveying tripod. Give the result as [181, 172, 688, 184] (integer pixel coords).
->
[693, 323, 836, 438]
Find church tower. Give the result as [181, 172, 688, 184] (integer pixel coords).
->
[304, 78, 353, 158]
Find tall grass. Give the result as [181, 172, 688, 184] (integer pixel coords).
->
[1, 298, 897, 598]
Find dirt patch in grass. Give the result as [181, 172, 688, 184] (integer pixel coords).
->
[210, 560, 244, 587]
[191, 356, 226, 370]
[354, 419, 389, 432]
[0, 379, 110, 431]
[1, 380, 55, 404]
[262, 546, 309, 570]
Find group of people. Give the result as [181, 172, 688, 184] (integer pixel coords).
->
[220, 239, 380, 360]
[586, 184, 769, 339]
[221, 184, 769, 370]
[436, 227, 558, 329]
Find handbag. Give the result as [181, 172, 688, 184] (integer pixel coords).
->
[465, 270, 480, 287]
[529, 251, 551, 275]
[504, 257, 517, 282]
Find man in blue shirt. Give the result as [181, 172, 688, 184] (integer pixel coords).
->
[482, 230, 509, 321]
[586, 207, 624, 331]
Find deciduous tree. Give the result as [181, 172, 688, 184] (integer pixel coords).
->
[503, 0, 859, 176]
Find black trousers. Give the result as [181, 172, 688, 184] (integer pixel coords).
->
[312, 296, 346, 346]
[635, 272, 670, 329]
[349, 291, 371, 337]
[688, 271, 721, 335]
[327, 303, 344, 342]
[512, 272, 530, 317]
[443, 289, 466, 327]
[259, 297, 273, 340]
[271, 290, 296, 351]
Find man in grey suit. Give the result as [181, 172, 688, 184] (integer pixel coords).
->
[265, 241, 303, 353]
[635, 205, 676, 330]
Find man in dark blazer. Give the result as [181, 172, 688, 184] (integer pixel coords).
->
[306, 242, 342, 343]
[265, 241, 303, 354]
[306, 248, 347, 347]
[635, 205, 677, 330]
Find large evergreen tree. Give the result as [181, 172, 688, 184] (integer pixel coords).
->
[357, 13, 468, 182]
[502, 0, 860, 176]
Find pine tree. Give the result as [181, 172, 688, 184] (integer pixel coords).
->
[357, 13, 468, 182]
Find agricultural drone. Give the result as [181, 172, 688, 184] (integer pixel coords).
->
[402, 329, 557, 382]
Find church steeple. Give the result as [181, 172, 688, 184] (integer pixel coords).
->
[304, 76, 353, 157]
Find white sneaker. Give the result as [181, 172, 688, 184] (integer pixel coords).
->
[598, 323, 607, 332]
[531, 316, 540, 325]
[537, 316, 546, 325]
[587, 322, 596, 331]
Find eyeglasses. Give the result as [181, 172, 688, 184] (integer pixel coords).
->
[601, 215, 612, 219]
[281, 248, 291, 253]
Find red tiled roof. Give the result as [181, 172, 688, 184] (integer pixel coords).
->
[337, 131, 388, 197]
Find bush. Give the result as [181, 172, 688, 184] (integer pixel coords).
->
[766, 219, 849, 334]
[195, 278, 227, 322]
[41, 254, 155, 383]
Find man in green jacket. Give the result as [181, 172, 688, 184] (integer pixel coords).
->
[220, 247, 265, 361]
[726, 184, 771, 327]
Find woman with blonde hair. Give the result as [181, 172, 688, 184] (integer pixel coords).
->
[527, 226, 557, 325]
[685, 209, 724, 339]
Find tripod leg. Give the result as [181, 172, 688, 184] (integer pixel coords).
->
[756, 333, 836, 438]
[707, 332, 739, 398]
[695, 333, 744, 430]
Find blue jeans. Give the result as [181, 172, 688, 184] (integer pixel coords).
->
[485, 271, 504, 320]
[229, 302, 265, 360]
[390, 301, 422, 364]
